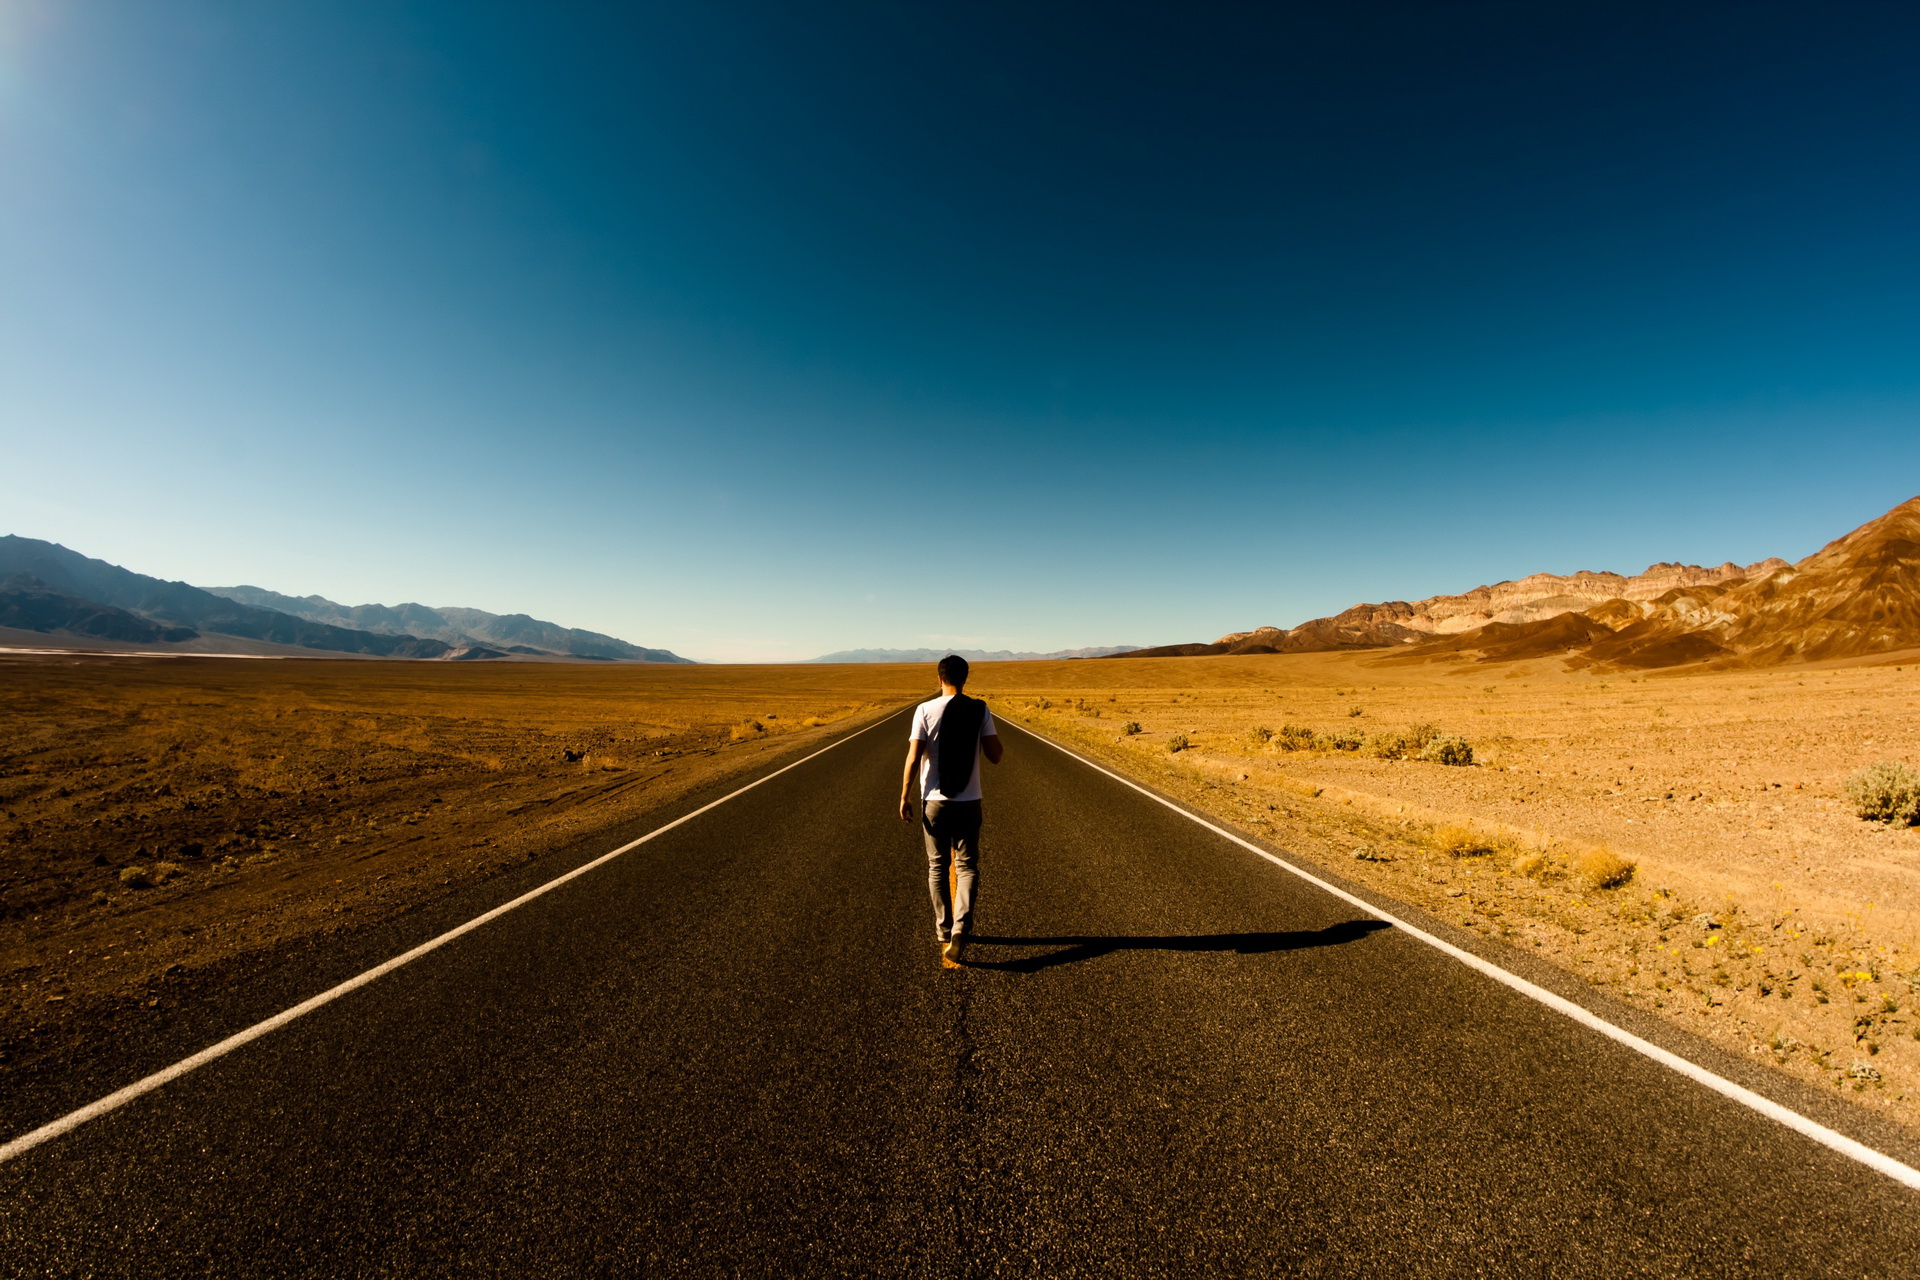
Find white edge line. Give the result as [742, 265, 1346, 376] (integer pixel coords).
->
[1008, 716, 1920, 1194]
[0, 709, 905, 1165]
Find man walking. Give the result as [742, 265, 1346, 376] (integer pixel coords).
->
[899, 655, 1004, 965]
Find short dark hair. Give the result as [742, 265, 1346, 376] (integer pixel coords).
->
[937, 654, 970, 687]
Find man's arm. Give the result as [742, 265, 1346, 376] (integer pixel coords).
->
[982, 734, 1004, 765]
[899, 739, 924, 821]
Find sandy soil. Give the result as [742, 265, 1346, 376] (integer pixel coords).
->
[969, 649, 1920, 1131]
[0, 655, 931, 1073]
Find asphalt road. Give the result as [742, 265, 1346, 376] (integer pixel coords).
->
[2, 709, 1917, 1276]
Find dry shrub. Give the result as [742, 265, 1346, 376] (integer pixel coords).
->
[1122, 721, 1143, 736]
[1166, 734, 1190, 754]
[1364, 723, 1454, 761]
[1246, 725, 1274, 746]
[1274, 724, 1319, 752]
[1363, 731, 1415, 760]
[1845, 760, 1920, 824]
[1421, 735, 1474, 766]
[1511, 851, 1546, 878]
[1324, 731, 1363, 753]
[1575, 847, 1636, 890]
[1433, 825, 1495, 857]
[118, 865, 153, 889]
[728, 720, 766, 741]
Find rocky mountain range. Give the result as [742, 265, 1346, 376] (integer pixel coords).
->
[0, 537, 452, 658]
[206, 585, 688, 663]
[0, 536, 690, 663]
[0, 573, 201, 645]
[1117, 496, 1920, 670]
[14, 496, 1913, 672]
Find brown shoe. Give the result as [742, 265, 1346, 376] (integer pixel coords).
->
[943, 934, 967, 965]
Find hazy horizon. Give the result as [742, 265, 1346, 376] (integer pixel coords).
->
[5, 2, 1919, 661]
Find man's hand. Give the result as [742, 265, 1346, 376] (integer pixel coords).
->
[900, 738, 924, 822]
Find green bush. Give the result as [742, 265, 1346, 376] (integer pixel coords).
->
[1167, 734, 1190, 754]
[1121, 721, 1143, 736]
[1847, 760, 1920, 824]
[1422, 735, 1474, 766]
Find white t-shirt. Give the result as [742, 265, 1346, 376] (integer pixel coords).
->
[910, 694, 999, 802]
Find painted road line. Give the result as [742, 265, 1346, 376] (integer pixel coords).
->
[0, 710, 905, 1166]
[1010, 717, 1920, 1194]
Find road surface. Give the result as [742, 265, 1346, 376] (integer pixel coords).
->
[2, 709, 1916, 1276]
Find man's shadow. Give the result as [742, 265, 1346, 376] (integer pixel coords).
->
[960, 919, 1390, 974]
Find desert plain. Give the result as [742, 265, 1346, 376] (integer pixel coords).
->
[0, 654, 928, 1072]
[970, 648, 1920, 1129]
[6, 646, 1920, 1133]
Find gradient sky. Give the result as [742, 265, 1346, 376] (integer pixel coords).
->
[4, 2, 1919, 661]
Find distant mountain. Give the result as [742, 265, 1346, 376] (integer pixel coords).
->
[807, 645, 1139, 664]
[1118, 558, 1794, 660]
[0, 537, 450, 658]
[0, 574, 199, 645]
[1561, 495, 1920, 669]
[206, 585, 691, 663]
[1112, 496, 1920, 671]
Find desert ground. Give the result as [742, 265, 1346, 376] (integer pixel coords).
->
[8, 647, 1920, 1133]
[0, 655, 932, 1071]
[969, 649, 1920, 1129]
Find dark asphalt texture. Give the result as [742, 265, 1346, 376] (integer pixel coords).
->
[2, 710, 1917, 1277]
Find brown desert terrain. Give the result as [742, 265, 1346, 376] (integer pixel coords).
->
[969, 647, 1920, 1129]
[7, 495, 1918, 1139]
[0, 656, 930, 1072]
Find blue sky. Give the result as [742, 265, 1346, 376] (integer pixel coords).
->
[3, 1, 1918, 661]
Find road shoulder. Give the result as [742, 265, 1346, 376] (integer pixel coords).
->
[998, 711, 1920, 1178]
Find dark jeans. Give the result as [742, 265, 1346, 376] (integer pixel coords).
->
[921, 799, 982, 939]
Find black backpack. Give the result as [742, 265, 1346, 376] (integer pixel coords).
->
[936, 695, 987, 796]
